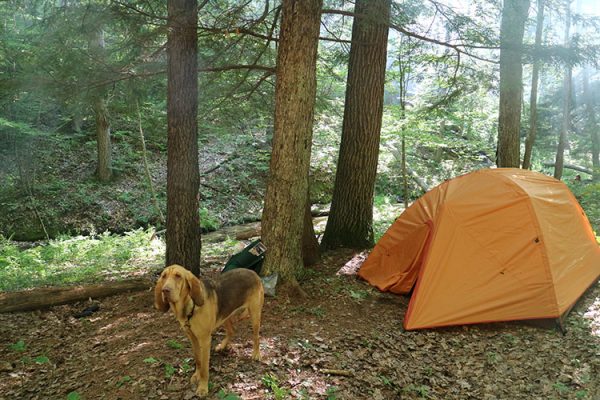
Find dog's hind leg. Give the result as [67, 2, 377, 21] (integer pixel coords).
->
[249, 305, 262, 361]
[215, 319, 234, 352]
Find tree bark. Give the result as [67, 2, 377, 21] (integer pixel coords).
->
[522, 0, 545, 170]
[93, 96, 112, 181]
[166, 0, 201, 276]
[554, 0, 572, 180]
[91, 29, 112, 182]
[321, 0, 391, 250]
[261, 0, 322, 282]
[0, 279, 151, 313]
[497, 0, 530, 168]
[582, 68, 599, 182]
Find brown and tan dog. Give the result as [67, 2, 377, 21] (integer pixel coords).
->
[154, 264, 264, 397]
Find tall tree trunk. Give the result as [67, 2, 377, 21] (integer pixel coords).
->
[90, 29, 112, 182]
[261, 0, 322, 283]
[554, 0, 572, 180]
[398, 50, 409, 209]
[522, 0, 545, 170]
[166, 0, 200, 276]
[582, 68, 599, 182]
[321, 0, 391, 250]
[497, 0, 530, 168]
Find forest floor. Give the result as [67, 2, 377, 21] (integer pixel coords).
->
[0, 249, 599, 400]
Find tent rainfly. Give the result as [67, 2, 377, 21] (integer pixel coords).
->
[358, 168, 600, 330]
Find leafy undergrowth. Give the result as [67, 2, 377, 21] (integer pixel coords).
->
[0, 229, 165, 291]
[0, 201, 403, 292]
[1, 249, 599, 400]
[568, 181, 600, 240]
[0, 229, 255, 292]
[0, 129, 270, 241]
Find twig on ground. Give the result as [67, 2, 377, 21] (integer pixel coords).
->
[320, 369, 353, 377]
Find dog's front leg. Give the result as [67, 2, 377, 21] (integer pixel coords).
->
[187, 332, 202, 386]
[196, 335, 211, 397]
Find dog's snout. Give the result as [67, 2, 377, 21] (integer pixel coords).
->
[162, 286, 171, 293]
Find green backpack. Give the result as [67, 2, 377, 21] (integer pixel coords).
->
[221, 240, 266, 274]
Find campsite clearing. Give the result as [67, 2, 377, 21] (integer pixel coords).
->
[1, 249, 598, 400]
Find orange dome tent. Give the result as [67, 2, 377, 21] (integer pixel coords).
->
[358, 168, 600, 330]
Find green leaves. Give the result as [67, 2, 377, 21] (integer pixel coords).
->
[0, 228, 163, 291]
[166, 339, 184, 350]
[8, 340, 50, 367]
[217, 390, 241, 400]
[326, 386, 340, 400]
[261, 373, 290, 400]
[164, 364, 176, 378]
[66, 392, 82, 400]
[116, 376, 132, 388]
[0, 117, 49, 137]
[8, 339, 26, 352]
[33, 355, 50, 364]
[347, 288, 369, 302]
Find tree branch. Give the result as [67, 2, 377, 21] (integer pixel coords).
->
[87, 63, 275, 90]
[321, 8, 498, 64]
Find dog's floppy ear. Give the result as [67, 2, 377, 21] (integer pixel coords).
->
[186, 271, 204, 307]
[154, 273, 170, 312]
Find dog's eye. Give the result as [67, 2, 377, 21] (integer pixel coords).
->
[174, 273, 182, 279]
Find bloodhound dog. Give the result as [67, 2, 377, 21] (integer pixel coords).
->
[154, 264, 264, 397]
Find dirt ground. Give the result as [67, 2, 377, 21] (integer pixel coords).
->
[1, 249, 599, 400]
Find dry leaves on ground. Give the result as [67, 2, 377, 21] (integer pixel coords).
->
[0, 249, 598, 400]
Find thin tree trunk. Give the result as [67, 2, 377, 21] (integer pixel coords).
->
[166, 0, 201, 275]
[399, 51, 409, 208]
[137, 100, 165, 224]
[321, 0, 391, 250]
[401, 133, 408, 209]
[497, 0, 530, 168]
[554, 0, 572, 180]
[522, 0, 545, 169]
[261, 0, 322, 283]
[91, 29, 112, 182]
[93, 96, 112, 181]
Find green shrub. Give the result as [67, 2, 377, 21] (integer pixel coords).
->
[0, 229, 163, 291]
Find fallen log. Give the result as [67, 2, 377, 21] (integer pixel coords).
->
[542, 162, 593, 175]
[202, 216, 329, 244]
[202, 221, 263, 243]
[0, 279, 152, 313]
[406, 166, 429, 192]
[388, 146, 430, 192]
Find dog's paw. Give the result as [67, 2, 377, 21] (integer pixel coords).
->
[252, 351, 261, 361]
[190, 372, 201, 386]
[215, 342, 228, 352]
[196, 383, 208, 397]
